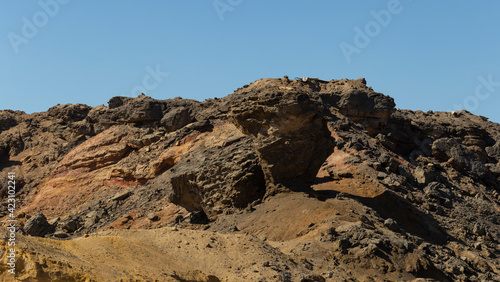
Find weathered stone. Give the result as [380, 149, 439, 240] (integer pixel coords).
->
[24, 213, 54, 237]
[161, 107, 193, 132]
[147, 212, 159, 221]
[170, 136, 265, 220]
[432, 138, 487, 178]
[1, 77, 500, 281]
[111, 190, 132, 201]
[405, 250, 431, 274]
[53, 231, 69, 238]
[414, 165, 435, 185]
[87, 94, 201, 128]
[378, 153, 399, 173]
[47, 104, 92, 122]
[60, 217, 80, 233]
[320, 80, 395, 136]
[472, 223, 486, 236]
[384, 218, 400, 232]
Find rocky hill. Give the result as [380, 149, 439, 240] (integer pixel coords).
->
[1, 77, 499, 281]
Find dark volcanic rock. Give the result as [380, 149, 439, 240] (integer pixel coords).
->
[170, 136, 265, 220]
[87, 94, 201, 132]
[23, 213, 54, 237]
[431, 137, 487, 178]
[47, 104, 92, 122]
[161, 107, 193, 132]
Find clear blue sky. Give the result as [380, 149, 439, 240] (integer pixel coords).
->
[1, 1, 499, 123]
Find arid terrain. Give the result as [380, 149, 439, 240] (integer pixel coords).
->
[1, 77, 499, 281]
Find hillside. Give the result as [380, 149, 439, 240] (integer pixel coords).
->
[1, 77, 499, 281]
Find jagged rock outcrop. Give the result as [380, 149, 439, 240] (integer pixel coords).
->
[88, 94, 202, 133]
[229, 86, 333, 189]
[319, 78, 395, 136]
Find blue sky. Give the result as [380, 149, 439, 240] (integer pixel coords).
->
[1, 1, 499, 122]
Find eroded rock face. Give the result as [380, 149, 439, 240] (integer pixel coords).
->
[170, 136, 265, 220]
[229, 88, 334, 188]
[316, 78, 395, 136]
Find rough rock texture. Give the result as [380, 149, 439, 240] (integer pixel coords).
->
[229, 84, 333, 189]
[1, 77, 499, 281]
[170, 136, 265, 220]
[23, 213, 54, 237]
[431, 137, 487, 179]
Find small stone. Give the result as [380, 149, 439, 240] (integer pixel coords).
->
[111, 190, 132, 201]
[384, 218, 400, 232]
[147, 212, 159, 221]
[48, 217, 60, 226]
[53, 231, 69, 238]
[473, 223, 486, 236]
[61, 218, 80, 233]
[473, 242, 482, 250]
[326, 226, 337, 236]
[358, 215, 372, 225]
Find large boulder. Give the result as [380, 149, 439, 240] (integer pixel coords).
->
[170, 136, 265, 220]
[24, 213, 54, 237]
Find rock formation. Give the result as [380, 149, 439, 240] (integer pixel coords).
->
[0, 77, 499, 281]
